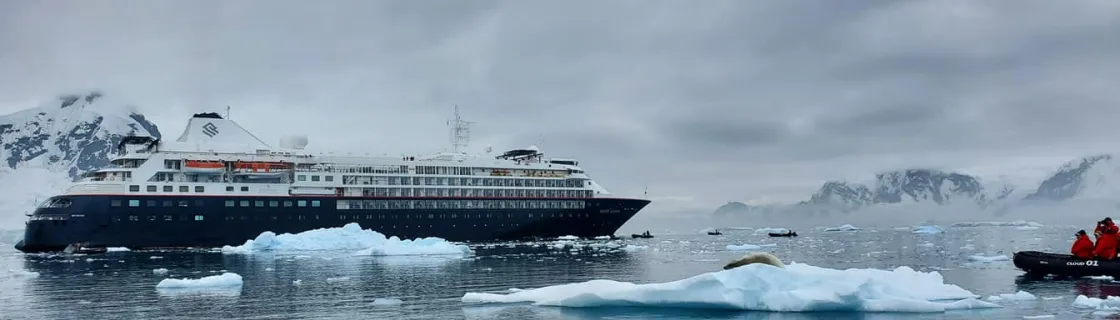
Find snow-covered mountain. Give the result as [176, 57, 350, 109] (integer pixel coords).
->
[0, 91, 162, 178]
[1025, 154, 1118, 201]
[798, 169, 1012, 211]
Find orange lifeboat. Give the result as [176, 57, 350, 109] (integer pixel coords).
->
[183, 160, 224, 174]
[233, 161, 290, 176]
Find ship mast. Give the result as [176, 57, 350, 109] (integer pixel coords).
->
[447, 105, 473, 153]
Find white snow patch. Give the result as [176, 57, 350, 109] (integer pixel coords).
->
[105, 247, 130, 252]
[220, 223, 472, 256]
[155, 272, 243, 289]
[461, 262, 999, 312]
[557, 235, 578, 240]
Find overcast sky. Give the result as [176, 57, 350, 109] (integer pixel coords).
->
[2, 0, 1120, 217]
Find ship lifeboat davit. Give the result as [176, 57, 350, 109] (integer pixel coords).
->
[183, 160, 224, 174]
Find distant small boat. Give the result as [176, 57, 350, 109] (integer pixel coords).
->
[707, 230, 722, 235]
[632, 231, 654, 239]
[768, 231, 798, 237]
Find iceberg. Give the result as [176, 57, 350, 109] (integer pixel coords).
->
[220, 223, 472, 256]
[156, 272, 243, 289]
[823, 224, 862, 232]
[462, 262, 1000, 312]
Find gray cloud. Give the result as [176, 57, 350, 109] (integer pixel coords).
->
[2, 0, 1120, 218]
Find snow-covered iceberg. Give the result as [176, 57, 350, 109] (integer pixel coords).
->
[461, 262, 999, 312]
[823, 224, 862, 232]
[220, 223, 473, 256]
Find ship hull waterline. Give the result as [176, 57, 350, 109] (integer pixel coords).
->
[15, 195, 649, 253]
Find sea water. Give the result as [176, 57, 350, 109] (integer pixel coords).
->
[0, 224, 1108, 319]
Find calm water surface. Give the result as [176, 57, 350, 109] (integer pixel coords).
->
[0, 226, 1110, 319]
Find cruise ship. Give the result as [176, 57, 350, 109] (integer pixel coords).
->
[15, 108, 650, 253]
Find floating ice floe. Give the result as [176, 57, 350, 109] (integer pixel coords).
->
[1073, 295, 1120, 315]
[912, 226, 944, 234]
[105, 247, 130, 252]
[726, 243, 777, 251]
[968, 255, 1009, 263]
[2, 269, 40, 279]
[823, 224, 862, 232]
[985, 291, 1037, 302]
[951, 221, 1044, 228]
[557, 235, 579, 240]
[156, 272, 243, 289]
[461, 262, 1000, 312]
[219, 223, 473, 256]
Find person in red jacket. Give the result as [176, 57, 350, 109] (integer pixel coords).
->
[1073, 230, 1096, 259]
[1094, 218, 1119, 260]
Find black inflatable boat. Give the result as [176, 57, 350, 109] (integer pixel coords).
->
[1013, 251, 1120, 278]
[768, 232, 798, 237]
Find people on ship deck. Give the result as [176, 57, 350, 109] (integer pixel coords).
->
[1072, 229, 1096, 259]
[1094, 218, 1118, 260]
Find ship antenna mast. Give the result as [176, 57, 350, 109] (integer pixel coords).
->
[448, 105, 472, 153]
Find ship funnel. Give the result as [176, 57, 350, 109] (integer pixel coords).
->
[174, 113, 272, 150]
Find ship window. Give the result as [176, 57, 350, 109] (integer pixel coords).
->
[298, 200, 307, 207]
[226, 186, 234, 192]
[163, 185, 173, 192]
[312, 175, 320, 182]
[111, 200, 121, 207]
[148, 216, 156, 221]
[146, 200, 156, 207]
[146, 185, 157, 192]
[179, 186, 189, 192]
[128, 200, 140, 207]
[164, 215, 173, 221]
[254, 201, 264, 207]
[298, 175, 306, 181]
[194, 200, 204, 207]
[240, 200, 249, 207]
[311, 200, 321, 207]
[284, 201, 293, 207]
[128, 215, 138, 221]
[225, 200, 235, 207]
[194, 215, 204, 221]
[240, 186, 249, 192]
[325, 176, 334, 182]
[163, 200, 172, 207]
[129, 185, 140, 192]
[178, 201, 188, 207]
[269, 201, 279, 207]
[195, 186, 204, 193]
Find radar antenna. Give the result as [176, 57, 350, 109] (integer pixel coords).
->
[447, 105, 473, 153]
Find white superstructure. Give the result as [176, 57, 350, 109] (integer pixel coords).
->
[67, 109, 607, 209]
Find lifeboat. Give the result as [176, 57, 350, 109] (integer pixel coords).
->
[232, 161, 291, 177]
[183, 160, 224, 174]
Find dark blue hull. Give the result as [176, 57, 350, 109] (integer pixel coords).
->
[16, 195, 649, 253]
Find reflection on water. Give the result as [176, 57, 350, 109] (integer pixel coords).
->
[0, 227, 1113, 319]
